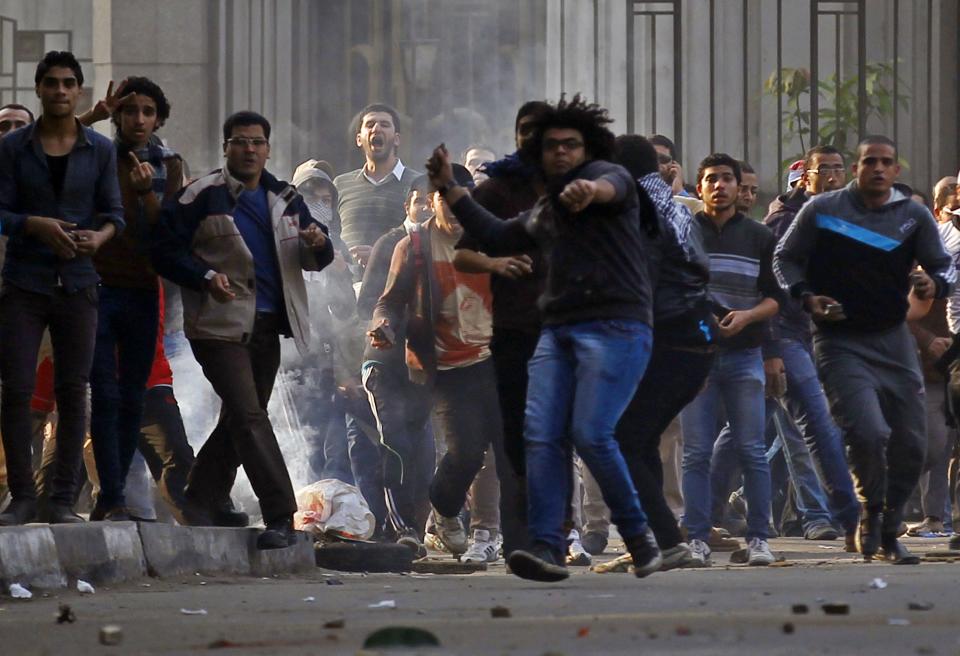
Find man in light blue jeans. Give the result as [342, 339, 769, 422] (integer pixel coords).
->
[681, 154, 782, 567]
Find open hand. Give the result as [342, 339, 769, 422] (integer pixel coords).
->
[90, 79, 135, 123]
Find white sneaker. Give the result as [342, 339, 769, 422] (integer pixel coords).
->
[566, 529, 592, 566]
[431, 509, 468, 555]
[747, 537, 775, 566]
[461, 529, 500, 563]
[689, 538, 712, 567]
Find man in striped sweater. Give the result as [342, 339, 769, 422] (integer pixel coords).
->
[333, 103, 421, 270]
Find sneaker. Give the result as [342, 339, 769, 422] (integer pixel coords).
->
[566, 529, 592, 566]
[689, 538, 712, 567]
[397, 530, 427, 559]
[581, 531, 608, 556]
[462, 529, 500, 563]
[431, 510, 467, 555]
[906, 517, 945, 537]
[507, 542, 569, 582]
[660, 543, 695, 571]
[747, 538, 775, 566]
[423, 531, 448, 553]
[880, 537, 920, 565]
[625, 529, 662, 578]
[804, 523, 840, 541]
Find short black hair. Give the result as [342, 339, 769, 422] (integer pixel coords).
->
[110, 77, 171, 130]
[739, 161, 755, 175]
[406, 174, 431, 204]
[519, 94, 616, 168]
[357, 103, 400, 133]
[697, 153, 742, 185]
[804, 144, 844, 169]
[648, 134, 677, 161]
[0, 103, 34, 123]
[614, 135, 659, 180]
[35, 51, 83, 86]
[856, 134, 897, 160]
[515, 101, 550, 131]
[222, 111, 271, 142]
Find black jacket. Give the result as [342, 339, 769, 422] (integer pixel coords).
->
[763, 188, 813, 344]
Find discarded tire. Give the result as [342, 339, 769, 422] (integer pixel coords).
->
[314, 542, 413, 573]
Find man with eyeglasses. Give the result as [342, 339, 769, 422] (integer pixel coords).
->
[757, 145, 860, 548]
[151, 111, 334, 549]
[775, 135, 955, 564]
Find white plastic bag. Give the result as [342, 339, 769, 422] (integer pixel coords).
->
[294, 479, 375, 540]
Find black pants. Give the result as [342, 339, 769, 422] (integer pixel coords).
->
[0, 284, 97, 506]
[187, 314, 296, 524]
[430, 358, 526, 554]
[615, 343, 716, 549]
[138, 386, 196, 522]
[363, 364, 434, 537]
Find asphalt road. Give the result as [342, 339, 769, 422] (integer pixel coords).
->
[2, 536, 959, 655]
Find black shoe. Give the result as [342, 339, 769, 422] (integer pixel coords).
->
[880, 536, 920, 565]
[40, 503, 85, 524]
[506, 543, 569, 582]
[0, 499, 37, 526]
[397, 530, 427, 559]
[210, 500, 249, 528]
[104, 507, 131, 522]
[625, 529, 663, 579]
[89, 501, 107, 522]
[857, 511, 882, 560]
[581, 531, 608, 556]
[256, 518, 298, 550]
[949, 534, 960, 551]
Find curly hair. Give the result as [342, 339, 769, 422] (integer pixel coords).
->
[111, 76, 171, 131]
[519, 94, 616, 169]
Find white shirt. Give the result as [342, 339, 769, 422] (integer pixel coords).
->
[362, 159, 406, 186]
[938, 220, 960, 333]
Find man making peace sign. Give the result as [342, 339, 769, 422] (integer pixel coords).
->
[79, 76, 184, 521]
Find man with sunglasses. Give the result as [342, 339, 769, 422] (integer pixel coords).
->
[775, 135, 955, 564]
[151, 111, 334, 549]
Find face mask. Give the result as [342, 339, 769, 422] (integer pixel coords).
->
[305, 197, 332, 225]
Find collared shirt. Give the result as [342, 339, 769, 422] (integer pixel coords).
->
[0, 117, 124, 294]
[362, 159, 406, 186]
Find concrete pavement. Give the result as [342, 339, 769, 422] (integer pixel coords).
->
[2, 536, 959, 654]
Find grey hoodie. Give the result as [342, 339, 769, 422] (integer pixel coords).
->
[763, 188, 813, 343]
[774, 181, 955, 335]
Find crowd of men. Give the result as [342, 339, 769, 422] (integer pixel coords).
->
[0, 50, 959, 581]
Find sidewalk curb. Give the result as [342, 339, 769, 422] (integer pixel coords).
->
[0, 523, 314, 592]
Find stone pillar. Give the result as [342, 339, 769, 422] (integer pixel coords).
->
[92, 0, 215, 176]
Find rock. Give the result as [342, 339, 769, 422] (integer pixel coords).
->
[56, 604, 75, 624]
[729, 549, 748, 564]
[791, 604, 809, 614]
[315, 542, 412, 573]
[782, 622, 795, 634]
[491, 605, 512, 618]
[323, 619, 345, 629]
[363, 627, 440, 649]
[99, 625, 123, 646]
[821, 602, 850, 615]
[908, 601, 934, 611]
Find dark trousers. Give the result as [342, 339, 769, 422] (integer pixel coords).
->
[363, 364, 434, 537]
[430, 358, 525, 554]
[187, 314, 296, 524]
[345, 404, 387, 533]
[616, 343, 715, 549]
[90, 286, 159, 509]
[138, 385, 196, 520]
[0, 284, 97, 506]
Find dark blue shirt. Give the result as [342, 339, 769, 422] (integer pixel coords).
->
[233, 184, 282, 313]
[0, 118, 124, 294]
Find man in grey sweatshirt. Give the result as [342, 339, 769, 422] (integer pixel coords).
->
[774, 135, 955, 564]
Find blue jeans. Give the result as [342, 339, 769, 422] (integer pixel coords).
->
[711, 397, 833, 532]
[525, 319, 653, 554]
[682, 347, 771, 541]
[780, 338, 859, 533]
[90, 286, 159, 509]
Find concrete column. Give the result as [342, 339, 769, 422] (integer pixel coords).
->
[91, 0, 215, 175]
